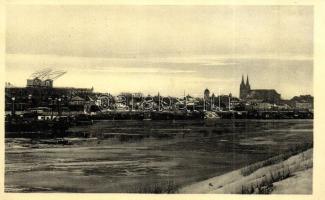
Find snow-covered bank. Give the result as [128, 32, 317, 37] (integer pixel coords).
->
[179, 148, 313, 194]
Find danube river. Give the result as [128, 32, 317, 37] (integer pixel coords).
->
[5, 119, 313, 193]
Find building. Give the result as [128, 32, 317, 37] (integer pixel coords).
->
[27, 78, 53, 88]
[295, 102, 313, 110]
[290, 95, 314, 110]
[252, 102, 273, 110]
[204, 88, 210, 100]
[246, 89, 281, 104]
[69, 96, 86, 105]
[5, 70, 96, 112]
[239, 75, 281, 104]
[239, 75, 250, 99]
[5, 79, 94, 112]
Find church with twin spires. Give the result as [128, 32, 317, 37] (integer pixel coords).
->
[239, 75, 251, 100]
[239, 75, 281, 104]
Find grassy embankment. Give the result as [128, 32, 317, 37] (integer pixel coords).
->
[179, 143, 313, 194]
[239, 143, 312, 194]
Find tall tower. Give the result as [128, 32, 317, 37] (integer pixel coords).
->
[240, 75, 246, 99]
[240, 75, 251, 99]
[204, 88, 210, 100]
[246, 75, 251, 91]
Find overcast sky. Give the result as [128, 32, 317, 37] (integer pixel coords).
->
[5, 5, 313, 98]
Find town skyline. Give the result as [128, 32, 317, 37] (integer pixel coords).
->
[5, 54, 313, 99]
[6, 5, 313, 99]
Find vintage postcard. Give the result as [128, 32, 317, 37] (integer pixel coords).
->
[1, 0, 324, 199]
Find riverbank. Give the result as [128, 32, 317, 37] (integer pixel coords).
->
[179, 147, 313, 194]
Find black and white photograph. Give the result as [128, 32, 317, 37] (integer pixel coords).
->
[3, 2, 316, 195]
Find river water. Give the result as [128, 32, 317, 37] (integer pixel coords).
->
[5, 119, 313, 193]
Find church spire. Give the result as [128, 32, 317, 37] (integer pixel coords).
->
[246, 75, 251, 90]
[241, 74, 245, 85]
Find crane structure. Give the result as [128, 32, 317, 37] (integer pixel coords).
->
[27, 68, 67, 88]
